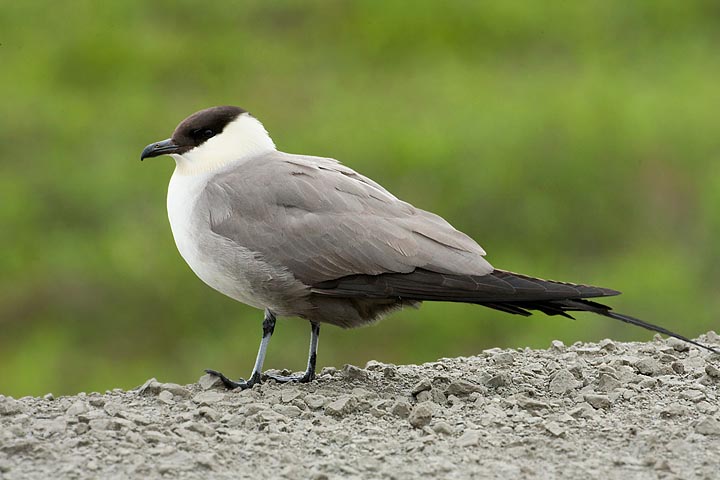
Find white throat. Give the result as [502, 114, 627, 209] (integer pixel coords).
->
[171, 113, 276, 175]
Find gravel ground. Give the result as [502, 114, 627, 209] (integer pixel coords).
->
[1, 333, 719, 480]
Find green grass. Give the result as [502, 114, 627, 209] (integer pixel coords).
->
[1, 1, 719, 396]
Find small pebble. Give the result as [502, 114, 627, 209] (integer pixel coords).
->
[198, 374, 222, 390]
[192, 391, 225, 405]
[416, 390, 432, 403]
[446, 379, 481, 396]
[492, 352, 515, 365]
[198, 407, 220, 422]
[634, 358, 660, 376]
[667, 337, 690, 352]
[325, 396, 357, 417]
[65, 400, 88, 417]
[584, 394, 611, 409]
[158, 391, 175, 405]
[457, 430, 481, 447]
[549, 369, 580, 394]
[342, 364, 369, 382]
[433, 421, 454, 435]
[390, 400, 411, 419]
[0, 397, 25, 416]
[695, 417, 720, 436]
[544, 421, 565, 437]
[705, 364, 720, 378]
[411, 378, 432, 395]
[408, 402, 433, 428]
[304, 394, 327, 410]
[483, 374, 507, 388]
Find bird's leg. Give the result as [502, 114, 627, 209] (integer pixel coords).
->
[205, 309, 276, 390]
[266, 322, 320, 384]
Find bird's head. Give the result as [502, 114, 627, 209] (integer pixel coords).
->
[140, 105, 276, 174]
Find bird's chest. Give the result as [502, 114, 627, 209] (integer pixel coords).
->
[166, 171, 306, 313]
[166, 172, 243, 301]
[167, 172, 207, 266]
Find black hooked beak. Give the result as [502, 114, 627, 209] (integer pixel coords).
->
[140, 138, 181, 161]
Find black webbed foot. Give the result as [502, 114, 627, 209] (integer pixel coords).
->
[264, 370, 315, 384]
[204, 369, 261, 390]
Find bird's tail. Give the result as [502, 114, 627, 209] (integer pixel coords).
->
[312, 268, 719, 354]
[480, 296, 719, 354]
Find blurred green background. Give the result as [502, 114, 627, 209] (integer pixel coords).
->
[2, 1, 719, 397]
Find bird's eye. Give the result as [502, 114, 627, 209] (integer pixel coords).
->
[192, 129, 216, 140]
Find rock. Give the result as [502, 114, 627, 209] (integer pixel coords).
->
[549, 369, 580, 394]
[158, 391, 175, 405]
[458, 430, 481, 447]
[198, 374, 222, 390]
[325, 396, 358, 417]
[416, 390, 432, 403]
[492, 352, 515, 365]
[569, 402, 596, 418]
[43, 393, 55, 401]
[433, 421, 454, 435]
[516, 396, 549, 410]
[103, 402, 121, 417]
[304, 394, 327, 410]
[390, 400, 412, 419]
[342, 364, 369, 382]
[382, 365, 397, 379]
[161, 383, 192, 398]
[243, 403, 268, 415]
[599, 339, 617, 351]
[550, 340, 566, 352]
[695, 417, 720, 436]
[198, 406, 220, 422]
[65, 400, 89, 417]
[680, 390, 705, 403]
[544, 421, 565, 437]
[667, 337, 690, 352]
[364, 360, 385, 371]
[411, 378, 432, 395]
[584, 394, 611, 409]
[445, 379, 481, 396]
[638, 378, 657, 389]
[273, 404, 303, 418]
[0, 397, 24, 416]
[89, 419, 114, 431]
[35, 418, 67, 434]
[137, 378, 163, 395]
[192, 391, 225, 405]
[143, 431, 168, 443]
[408, 402, 433, 428]
[281, 390, 302, 403]
[705, 364, 720, 378]
[597, 373, 621, 392]
[634, 358, 659, 376]
[186, 422, 214, 436]
[483, 374, 508, 388]
[671, 361, 685, 374]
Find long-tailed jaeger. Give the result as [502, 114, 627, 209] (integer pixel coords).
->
[141, 105, 718, 389]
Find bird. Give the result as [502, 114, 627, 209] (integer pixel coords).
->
[141, 105, 718, 389]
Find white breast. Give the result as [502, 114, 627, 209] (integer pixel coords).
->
[167, 169, 247, 301]
[166, 170, 215, 281]
[166, 167, 294, 312]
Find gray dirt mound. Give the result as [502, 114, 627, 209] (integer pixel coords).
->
[1, 333, 720, 479]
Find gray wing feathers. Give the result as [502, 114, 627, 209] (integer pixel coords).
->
[201, 152, 493, 285]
